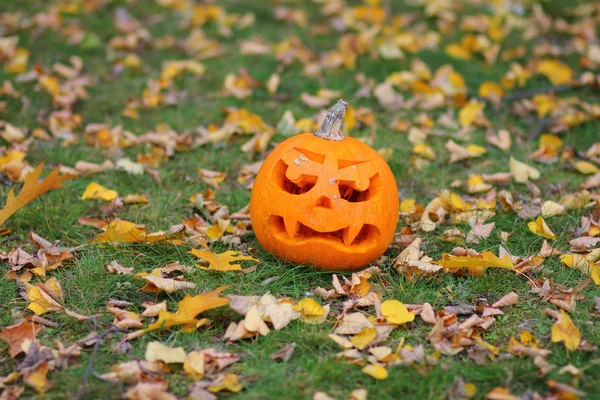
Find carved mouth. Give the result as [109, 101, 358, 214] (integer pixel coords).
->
[268, 215, 380, 246]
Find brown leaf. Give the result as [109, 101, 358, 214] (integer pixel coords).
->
[491, 292, 519, 308]
[0, 321, 43, 358]
[124, 381, 177, 400]
[270, 342, 295, 362]
[105, 261, 133, 275]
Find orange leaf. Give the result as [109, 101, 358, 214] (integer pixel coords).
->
[0, 163, 73, 226]
[0, 321, 43, 358]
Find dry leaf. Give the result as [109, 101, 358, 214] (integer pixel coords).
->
[491, 292, 518, 308]
[0, 321, 43, 358]
[145, 341, 187, 363]
[551, 310, 581, 351]
[190, 248, 259, 272]
[0, 164, 73, 226]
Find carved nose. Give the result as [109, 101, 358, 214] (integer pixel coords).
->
[314, 196, 333, 209]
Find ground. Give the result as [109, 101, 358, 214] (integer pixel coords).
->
[0, 0, 599, 399]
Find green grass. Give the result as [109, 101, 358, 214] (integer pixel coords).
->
[1, 0, 600, 399]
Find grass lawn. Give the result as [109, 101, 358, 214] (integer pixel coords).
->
[0, 0, 599, 399]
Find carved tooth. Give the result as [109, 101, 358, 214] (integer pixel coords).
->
[283, 215, 299, 239]
[343, 224, 363, 246]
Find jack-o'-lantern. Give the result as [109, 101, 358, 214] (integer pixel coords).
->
[250, 100, 399, 270]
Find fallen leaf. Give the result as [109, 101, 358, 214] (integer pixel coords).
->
[145, 341, 187, 364]
[380, 300, 415, 325]
[551, 310, 581, 351]
[491, 292, 519, 308]
[124, 381, 177, 400]
[0, 321, 43, 358]
[105, 261, 134, 275]
[537, 59, 572, 85]
[361, 364, 388, 380]
[510, 157, 540, 183]
[528, 216, 556, 240]
[81, 182, 118, 201]
[0, 164, 73, 226]
[270, 342, 295, 362]
[351, 327, 378, 350]
[458, 100, 484, 127]
[141, 286, 229, 335]
[190, 248, 259, 272]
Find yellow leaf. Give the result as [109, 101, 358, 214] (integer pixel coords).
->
[467, 174, 492, 193]
[572, 160, 599, 175]
[537, 59, 573, 85]
[464, 382, 477, 398]
[551, 310, 580, 351]
[208, 373, 243, 393]
[560, 254, 600, 285]
[0, 163, 73, 226]
[93, 222, 184, 244]
[144, 286, 229, 334]
[145, 341, 187, 363]
[361, 364, 388, 380]
[445, 43, 472, 60]
[23, 361, 51, 393]
[381, 300, 415, 325]
[459, 100, 484, 127]
[528, 216, 556, 240]
[434, 251, 514, 275]
[25, 277, 64, 315]
[295, 298, 329, 324]
[509, 157, 540, 183]
[532, 94, 556, 117]
[184, 351, 205, 380]
[412, 143, 436, 160]
[81, 182, 118, 201]
[295, 298, 323, 316]
[4, 47, 29, 74]
[478, 82, 504, 99]
[400, 198, 416, 213]
[190, 248, 259, 272]
[351, 327, 377, 350]
[123, 194, 149, 204]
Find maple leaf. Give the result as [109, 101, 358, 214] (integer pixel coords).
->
[190, 248, 259, 272]
[140, 286, 229, 335]
[0, 321, 43, 358]
[0, 163, 73, 226]
[551, 310, 581, 351]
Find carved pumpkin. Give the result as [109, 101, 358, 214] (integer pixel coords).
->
[250, 100, 399, 270]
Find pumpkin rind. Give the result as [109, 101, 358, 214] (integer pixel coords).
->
[250, 130, 399, 271]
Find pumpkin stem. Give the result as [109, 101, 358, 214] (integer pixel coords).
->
[314, 99, 347, 141]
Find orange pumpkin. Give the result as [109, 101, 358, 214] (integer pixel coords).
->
[250, 100, 399, 270]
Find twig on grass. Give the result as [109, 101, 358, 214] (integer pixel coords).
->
[501, 83, 575, 102]
[71, 325, 128, 400]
